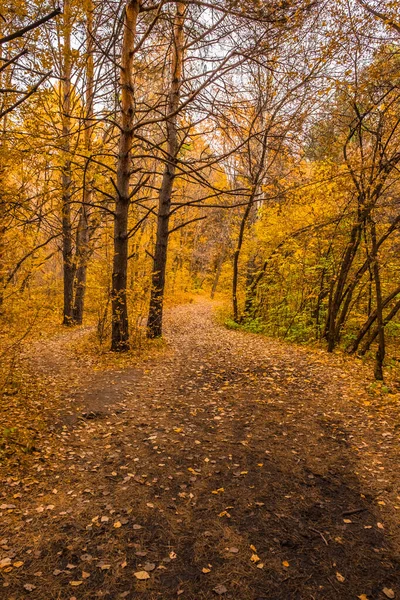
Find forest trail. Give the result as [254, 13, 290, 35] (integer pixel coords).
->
[1, 299, 400, 600]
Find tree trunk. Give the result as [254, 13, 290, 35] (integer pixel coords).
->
[232, 201, 253, 323]
[370, 218, 385, 380]
[111, 0, 139, 351]
[232, 124, 269, 323]
[61, 0, 74, 326]
[73, 0, 94, 325]
[147, 2, 185, 339]
[243, 253, 258, 318]
[0, 220, 5, 313]
[359, 297, 400, 357]
[73, 207, 89, 324]
[325, 218, 362, 350]
[210, 254, 224, 299]
[347, 284, 400, 354]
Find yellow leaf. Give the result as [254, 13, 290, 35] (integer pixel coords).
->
[202, 567, 211, 573]
[69, 581, 83, 586]
[336, 572, 345, 583]
[113, 521, 122, 528]
[134, 571, 150, 580]
[282, 561, 290, 568]
[251, 554, 260, 563]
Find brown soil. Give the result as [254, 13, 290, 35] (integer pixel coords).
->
[1, 299, 400, 600]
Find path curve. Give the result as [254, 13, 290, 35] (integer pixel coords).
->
[1, 299, 399, 600]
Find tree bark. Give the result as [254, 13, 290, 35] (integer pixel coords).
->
[370, 217, 385, 380]
[111, 0, 139, 351]
[347, 284, 400, 354]
[61, 0, 74, 326]
[232, 208, 249, 322]
[243, 253, 258, 318]
[325, 217, 363, 350]
[360, 297, 400, 357]
[73, 0, 94, 325]
[210, 254, 224, 299]
[147, 2, 185, 339]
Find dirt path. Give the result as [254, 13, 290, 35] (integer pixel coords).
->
[1, 300, 400, 600]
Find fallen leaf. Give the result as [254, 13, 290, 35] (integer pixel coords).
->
[251, 554, 260, 563]
[358, 595, 369, 600]
[202, 567, 211, 573]
[383, 589, 395, 599]
[134, 571, 150, 580]
[282, 560, 290, 567]
[336, 572, 345, 583]
[114, 521, 122, 528]
[23, 584, 36, 592]
[213, 584, 227, 595]
[0, 558, 11, 568]
[69, 581, 83, 586]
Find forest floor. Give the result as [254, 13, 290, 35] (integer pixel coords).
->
[1, 298, 400, 600]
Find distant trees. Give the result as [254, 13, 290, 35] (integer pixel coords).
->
[2, 0, 400, 380]
[240, 39, 400, 380]
[0, 5, 60, 312]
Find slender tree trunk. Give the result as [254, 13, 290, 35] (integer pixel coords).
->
[147, 2, 185, 339]
[0, 36, 5, 313]
[61, 0, 74, 325]
[232, 200, 253, 323]
[73, 208, 89, 324]
[243, 253, 258, 317]
[232, 123, 269, 323]
[347, 284, 400, 354]
[0, 219, 5, 313]
[325, 218, 362, 350]
[210, 254, 224, 299]
[370, 218, 385, 380]
[73, 0, 94, 325]
[359, 297, 400, 356]
[111, 0, 139, 351]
